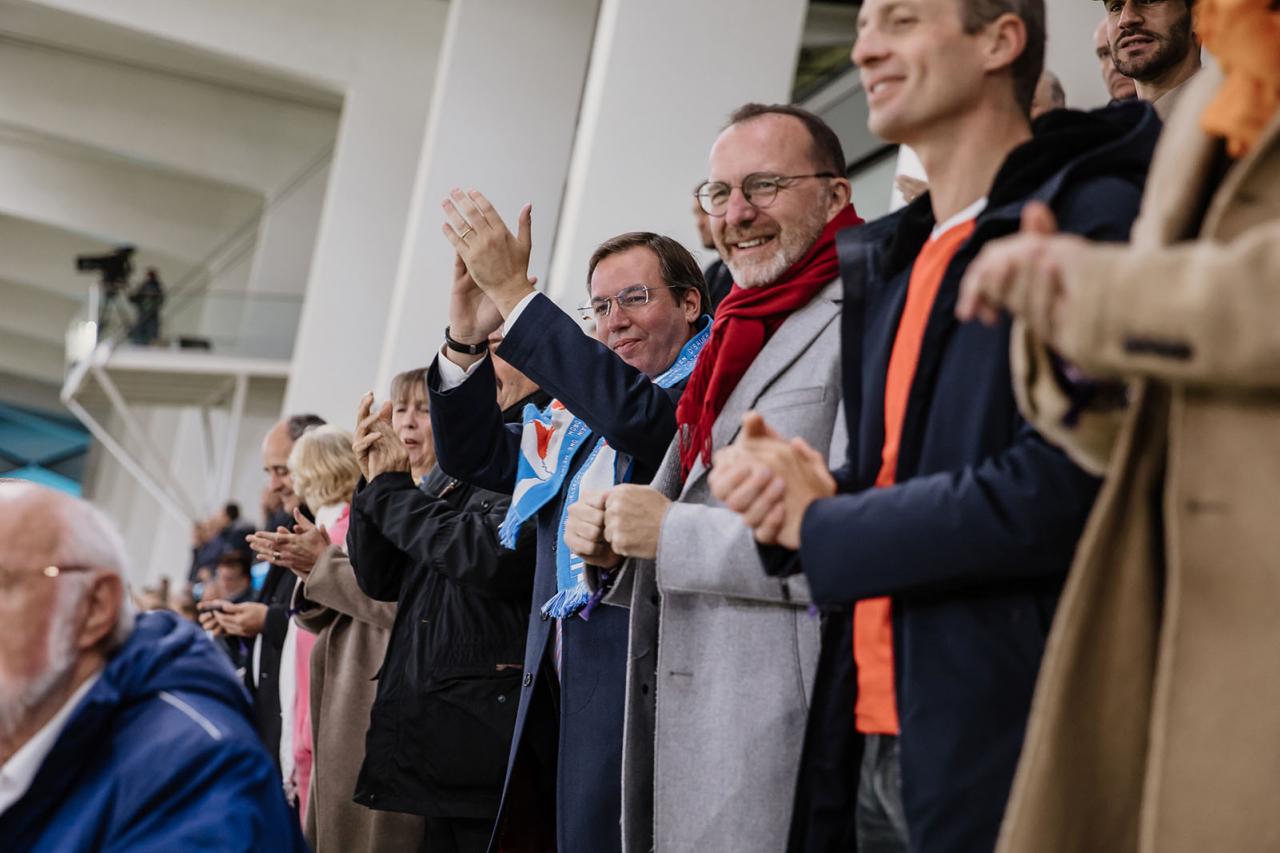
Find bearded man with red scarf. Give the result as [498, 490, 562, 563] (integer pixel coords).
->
[565, 103, 863, 853]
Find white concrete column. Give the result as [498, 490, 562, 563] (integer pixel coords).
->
[545, 0, 810, 306]
[280, 66, 445, 422]
[374, 0, 601, 390]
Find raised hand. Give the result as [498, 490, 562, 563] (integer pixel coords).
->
[352, 393, 379, 481]
[447, 253, 505, 352]
[352, 405, 411, 482]
[441, 188, 536, 318]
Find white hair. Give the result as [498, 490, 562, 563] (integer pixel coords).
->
[0, 481, 136, 648]
[0, 483, 136, 739]
[55, 494, 136, 649]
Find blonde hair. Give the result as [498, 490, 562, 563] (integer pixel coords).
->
[288, 425, 360, 510]
[389, 368, 429, 407]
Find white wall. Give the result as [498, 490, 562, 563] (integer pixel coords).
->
[375, 0, 601, 392]
[1047, 2, 1110, 110]
[546, 0, 811, 308]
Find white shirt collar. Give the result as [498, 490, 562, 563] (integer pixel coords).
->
[0, 673, 101, 816]
[931, 196, 989, 240]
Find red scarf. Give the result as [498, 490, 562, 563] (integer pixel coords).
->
[676, 204, 864, 480]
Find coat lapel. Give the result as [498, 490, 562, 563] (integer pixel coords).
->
[680, 280, 842, 495]
[1136, 66, 1222, 244]
[1203, 90, 1280, 236]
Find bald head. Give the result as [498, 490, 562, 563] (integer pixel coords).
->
[262, 414, 325, 514]
[1094, 17, 1139, 101]
[262, 420, 298, 512]
[1030, 70, 1066, 119]
[0, 481, 128, 583]
[0, 481, 133, 748]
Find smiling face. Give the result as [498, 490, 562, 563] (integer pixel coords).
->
[853, 0, 996, 146]
[1094, 16, 1139, 100]
[261, 422, 299, 513]
[707, 114, 841, 289]
[1106, 0, 1194, 83]
[588, 246, 699, 378]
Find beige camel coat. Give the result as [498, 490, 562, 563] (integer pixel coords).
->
[999, 65, 1280, 853]
[293, 547, 425, 852]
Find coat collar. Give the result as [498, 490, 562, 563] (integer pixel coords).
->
[1135, 65, 1224, 244]
[1204, 74, 1280, 235]
[674, 279, 843, 494]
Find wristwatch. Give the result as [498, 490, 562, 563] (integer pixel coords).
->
[444, 326, 488, 355]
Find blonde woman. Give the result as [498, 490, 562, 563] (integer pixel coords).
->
[285, 425, 423, 851]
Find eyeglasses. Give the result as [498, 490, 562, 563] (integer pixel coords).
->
[578, 285, 685, 321]
[0, 564, 94, 591]
[694, 172, 837, 217]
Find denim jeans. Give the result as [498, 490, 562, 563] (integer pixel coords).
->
[856, 734, 910, 853]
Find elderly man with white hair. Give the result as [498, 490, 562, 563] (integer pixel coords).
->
[0, 480, 305, 851]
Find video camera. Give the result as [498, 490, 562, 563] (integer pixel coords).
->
[75, 245, 136, 287]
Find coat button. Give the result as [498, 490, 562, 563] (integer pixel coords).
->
[522, 673, 533, 687]
[497, 694, 507, 704]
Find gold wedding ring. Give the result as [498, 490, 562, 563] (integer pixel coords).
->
[459, 227, 475, 240]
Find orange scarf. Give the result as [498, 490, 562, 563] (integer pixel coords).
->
[1197, 0, 1280, 157]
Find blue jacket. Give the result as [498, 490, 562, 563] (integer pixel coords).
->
[0, 611, 307, 853]
[789, 102, 1161, 853]
[429, 293, 685, 853]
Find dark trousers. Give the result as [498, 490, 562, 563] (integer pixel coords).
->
[425, 816, 492, 853]
[856, 734, 909, 853]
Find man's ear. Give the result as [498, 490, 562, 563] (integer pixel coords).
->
[983, 13, 1029, 78]
[683, 286, 703, 323]
[77, 573, 124, 652]
[826, 177, 852, 218]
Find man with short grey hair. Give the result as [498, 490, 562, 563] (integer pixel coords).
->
[0, 480, 304, 851]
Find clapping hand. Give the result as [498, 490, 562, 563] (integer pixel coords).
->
[441, 188, 536, 319]
[353, 393, 411, 482]
[709, 412, 836, 549]
[247, 508, 330, 577]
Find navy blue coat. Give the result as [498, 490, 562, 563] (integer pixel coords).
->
[429, 293, 685, 853]
[0, 611, 305, 852]
[789, 102, 1162, 853]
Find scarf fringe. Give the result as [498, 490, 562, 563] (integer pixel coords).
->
[540, 581, 593, 620]
[498, 513, 522, 550]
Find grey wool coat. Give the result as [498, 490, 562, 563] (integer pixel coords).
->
[293, 547, 426, 853]
[606, 280, 846, 853]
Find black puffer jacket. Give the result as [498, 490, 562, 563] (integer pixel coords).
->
[348, 394, 544, 820]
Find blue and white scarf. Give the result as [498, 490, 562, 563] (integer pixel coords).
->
[498, 318, 711, 618]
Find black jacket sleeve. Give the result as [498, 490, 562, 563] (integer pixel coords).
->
[346, 478, 413, 602]
[350, 471, 534, 599]
[497, 294, 681, 469]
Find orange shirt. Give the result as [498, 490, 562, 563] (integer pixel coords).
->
[854, 213, 979, 735]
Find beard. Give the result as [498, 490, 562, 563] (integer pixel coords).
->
[723, 203, 829, 289]
[1112, 11, 1194, 81]
[0, 578, 87, 740]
